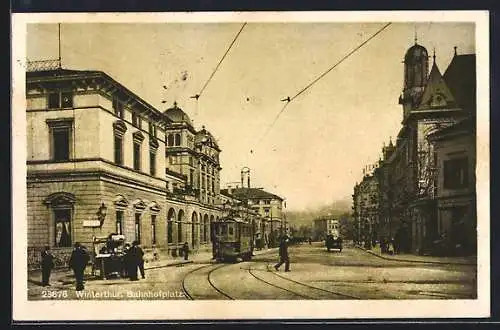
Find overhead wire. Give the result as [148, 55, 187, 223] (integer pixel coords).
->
[193, 22, 248, 101]
[254, 22, 393, 149]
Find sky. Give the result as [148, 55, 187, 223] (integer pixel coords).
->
[26, 20, 475, 211]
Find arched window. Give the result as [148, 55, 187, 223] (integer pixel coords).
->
[168, 134, 174, 147]
[167, 208, 176, 244]
[177, 210, 185, 243]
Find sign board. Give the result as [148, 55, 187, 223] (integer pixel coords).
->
[83, 220, 101, 227]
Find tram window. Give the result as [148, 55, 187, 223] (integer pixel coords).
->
[228, 226, 233, 236]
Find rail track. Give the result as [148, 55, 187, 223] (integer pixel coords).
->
[181, 263, 234, 300]
[245, 263, 361, 300]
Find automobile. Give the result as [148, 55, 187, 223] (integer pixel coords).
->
[326, 234, 342, 252]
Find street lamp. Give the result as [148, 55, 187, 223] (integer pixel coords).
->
[97, 203, 107, 227]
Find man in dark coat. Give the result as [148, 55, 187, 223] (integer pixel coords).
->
[133, 241, 145, 279]
[41, 246, 55, 286]
[274, 236, 290, 272]
[127, 243, 139, 281]
[182, 242, 189, 261]
[69, 242, 90, 291]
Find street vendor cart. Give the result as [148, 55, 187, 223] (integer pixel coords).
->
[92, 234, 126, 279]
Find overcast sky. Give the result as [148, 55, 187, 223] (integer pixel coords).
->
[26, 20, 475, 211]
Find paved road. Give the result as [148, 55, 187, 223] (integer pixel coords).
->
[28, 243, 476, 300]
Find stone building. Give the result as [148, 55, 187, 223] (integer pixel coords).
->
[369, 42, 476, 255]
[428, 117, 476, 255]
[25, 63, 223, 268]
[352, 174, 379, 248]
[220, 187, 285, 248]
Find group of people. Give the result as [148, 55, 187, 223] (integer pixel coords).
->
[40, 242, 91, 291]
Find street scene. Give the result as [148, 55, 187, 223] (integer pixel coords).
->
[18, 13, 484, 313]
[28, 242, 476, 300]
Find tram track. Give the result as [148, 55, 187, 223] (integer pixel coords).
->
[181, 263, 234, 300]
[244, 263, 360, 300]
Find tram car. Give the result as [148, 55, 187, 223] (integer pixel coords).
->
[213, 217, 254, 262]
[325, 220, 343, 252]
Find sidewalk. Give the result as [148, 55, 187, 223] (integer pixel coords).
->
[356, 245, 476, 266]
[28, 247, 279, 288]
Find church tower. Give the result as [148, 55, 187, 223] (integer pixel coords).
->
[399, 38, 429, 119]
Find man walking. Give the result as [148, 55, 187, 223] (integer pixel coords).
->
[182, 242, 190, 261]
[274, 235, 290, 272]
[40, 246, 55, 286]
[69, 242, 90, 291]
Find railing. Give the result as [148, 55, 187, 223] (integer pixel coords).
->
[27, 59, 61, 72]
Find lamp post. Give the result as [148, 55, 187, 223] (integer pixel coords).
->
[97, 203, 107, 228]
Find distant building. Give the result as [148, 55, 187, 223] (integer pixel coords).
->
[352, 174, 379, 247]
[313, 216, 340, 240]
[220, 186, 285, 248]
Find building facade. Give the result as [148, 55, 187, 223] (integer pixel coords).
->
[26, 64, 224, 268]
[220, 186, 286, 248]
[356, 42, 476, 256]
[352, 174, 379, 248]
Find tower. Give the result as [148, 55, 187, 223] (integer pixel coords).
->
[399, 39, 429, 119]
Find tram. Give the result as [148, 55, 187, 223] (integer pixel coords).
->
[213, 216, 254, 262]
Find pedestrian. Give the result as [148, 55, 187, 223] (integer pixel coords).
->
[182, 242, 189, 261]
[126, 242, 139, 281]
[122, 243, 131, 278]
[308, 237, 312, 245]
[133, 241, 145, 279]
[274, 235, 290, 272]
[68, 242, 90, 291]
[40, 246, 55, 286]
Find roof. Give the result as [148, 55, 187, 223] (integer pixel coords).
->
[27, 68, 169, 124]
[427, 117, 475, 141]
[417, 61, 457, 110]
[404, 43, 428, 62]
[164, 103, 194, 126]
[443, 54, 476, 114]
[220, 188, 284, 201]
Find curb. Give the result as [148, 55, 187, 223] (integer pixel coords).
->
[356, 246, 475, 266]
[145, 260, 193, 270]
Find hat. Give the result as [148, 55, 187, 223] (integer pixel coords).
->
[132, 241, 139, 246]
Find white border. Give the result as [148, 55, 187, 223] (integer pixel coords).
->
[12, 11, 490, 320]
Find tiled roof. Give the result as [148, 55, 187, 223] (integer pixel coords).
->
[220, 188, 284, 201]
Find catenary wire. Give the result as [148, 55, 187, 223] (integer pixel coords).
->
[195, 22, 248, 100]
[254, 22, 392, 148]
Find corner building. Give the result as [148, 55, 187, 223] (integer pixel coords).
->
[26, 65, 222, 268]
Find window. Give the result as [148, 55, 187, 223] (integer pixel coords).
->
[113, 96, 124, 118]
[114, 135, 123, 165]
[48, 91, 73, 109]
[135, 213, 141, 243]
[189, 156, 193, 166]
[228, 226, 234, 236]
[443, 157, 469, 189]
[150, 151, 156, 176]
[116, 210, 123, 234]
[168, 134, 174, 146]
[132, 113, 141, 128]
[54, 209, 72, 247]
[175, 133, 181, 146]
[47, 118, 73, 161]
[167, 220, 173, 243]
[151, 215, 157, 245]
[178, 222, 183, 243]
[190, 169, 194, 185]
[133, 142, 141, 170]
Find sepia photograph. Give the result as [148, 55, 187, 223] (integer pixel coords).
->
[12, 11, 489, 320]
